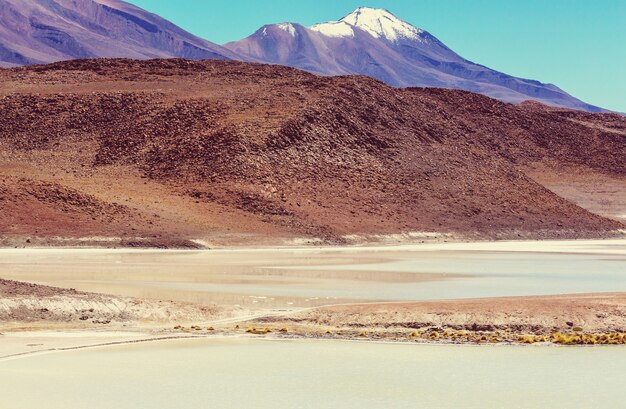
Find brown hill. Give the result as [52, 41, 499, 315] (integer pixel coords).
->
[0, 59, 624, 247]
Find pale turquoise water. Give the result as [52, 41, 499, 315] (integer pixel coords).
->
[0, 241, 625, 306]
[1, 339, 624, 409]
[290, 250, 626, 300]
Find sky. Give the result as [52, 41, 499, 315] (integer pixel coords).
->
[130, 0, 626, 112]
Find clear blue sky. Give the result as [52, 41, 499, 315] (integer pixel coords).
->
[131, 0, 625, 112]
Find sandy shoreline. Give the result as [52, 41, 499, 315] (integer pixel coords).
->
[3, 291, 626, 357]
[1, 237, 625, 252]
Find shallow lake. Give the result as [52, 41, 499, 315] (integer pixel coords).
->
[1, 338, 624, 409]
[0, 240, 624, 308]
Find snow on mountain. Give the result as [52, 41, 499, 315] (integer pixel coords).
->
[340, 7, 424, 42]
[310, 8, 423, 41]
[310, 21, 355, 38]
[276, 23, 297, 37]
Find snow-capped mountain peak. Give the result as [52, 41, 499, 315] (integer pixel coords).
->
[225, 6, 604, 112]
[339, 7, 424, 42]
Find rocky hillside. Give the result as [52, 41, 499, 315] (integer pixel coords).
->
[0, 59, 624, 247]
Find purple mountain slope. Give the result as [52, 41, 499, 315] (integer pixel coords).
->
[225, 7, 602, 112]
[0, 0, 239, 65]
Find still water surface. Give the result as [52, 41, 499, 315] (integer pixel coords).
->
[1, 338, 624, 409]
[0, 240, 624, 307]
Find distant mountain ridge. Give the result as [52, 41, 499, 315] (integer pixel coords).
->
[225, 7, 603, 112]
[0, 1, 605, 112]
[0, 0, 238, 66]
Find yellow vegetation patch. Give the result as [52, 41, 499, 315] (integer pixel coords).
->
[246, 327, 272, 335]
